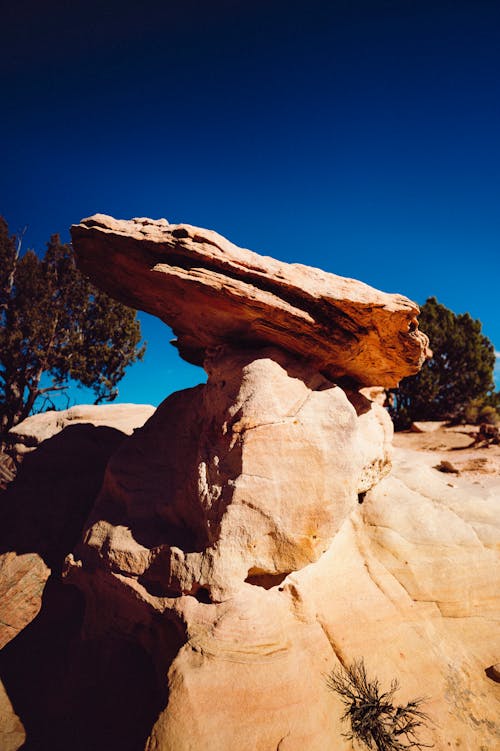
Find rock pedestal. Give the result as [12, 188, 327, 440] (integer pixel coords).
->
[2, 216, 499, 751]
[65, 346, 394, 751]
[68, 348, 392, 601]
[64, 217, 500, 751]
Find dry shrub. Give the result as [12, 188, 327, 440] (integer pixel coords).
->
[326, 659, 433, 750]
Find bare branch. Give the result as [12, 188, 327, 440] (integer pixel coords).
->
[327, 659, 433, 750]
[37, 385, 69, 395]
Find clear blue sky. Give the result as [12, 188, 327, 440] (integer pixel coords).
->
[2, 0, 499, 406]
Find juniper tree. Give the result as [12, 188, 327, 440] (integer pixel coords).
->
[389, 297, 496, 429]
[0, 218, 146, 438]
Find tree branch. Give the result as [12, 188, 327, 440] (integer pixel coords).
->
[37, 385, 69, 395]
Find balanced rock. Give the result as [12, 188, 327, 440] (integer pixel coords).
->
[71, 215, 429, 387]
[1, 215, 493, 750]
[63, 216, 500, 750]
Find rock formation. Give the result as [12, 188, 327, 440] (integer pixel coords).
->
[1, 215, 499, 751]
[71, 215, 429, 387]
[0, 403, 154, 646]
[7, 403, 155, 456]
[0, 405, 154, 751]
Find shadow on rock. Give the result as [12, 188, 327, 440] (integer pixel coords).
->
[0, 576, 168, 751]
[0, 423, 173, 750]
[0, 424, 127, 571]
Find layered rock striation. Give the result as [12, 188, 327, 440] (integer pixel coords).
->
[71, 214, 429, 387]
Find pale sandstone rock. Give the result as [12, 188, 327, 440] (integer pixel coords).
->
[410, 420, 447, 433]
[54, 218, 498, 750]
[360, 385, 387, 405]
[0, 552, 50, 649]
[8, 403, 155, 454]
[70, 214, 429, 387]
[66, 433, 500, 751]
[0, 679, 25, 751]
[71, 349, 389, 603]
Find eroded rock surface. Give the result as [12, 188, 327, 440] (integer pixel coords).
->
[71, 214, 429, 387]
[0, 405, 155, 648]
[68, 348, 392, 604]
[3, 218, 499, 751]
[0, 678, 25, 751]
[64, 391, 500, 751]
[0, 404, 157, 751]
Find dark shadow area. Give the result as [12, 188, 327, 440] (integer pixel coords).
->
[137, 570, 183, 599]
[485, 665, 500, 684]
[122, 515, 202, 555]
[0, 576, 170, 751]
[245, 571, 288, 590]
[193, 585, 212, 603]
[80, 386, 212, 558]
[0, 424, 126, 571]
[344, 389, 373, 416]
[0, 423, 176, 750]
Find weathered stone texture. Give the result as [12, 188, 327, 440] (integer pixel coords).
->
[71, 214, 429, 387]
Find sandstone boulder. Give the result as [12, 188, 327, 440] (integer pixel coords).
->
[0, 404, 155, 649]
[410, 419, 448, 433]
[71, 214, 429, 387]
[0, 405, 160, 750]
[0, 678, 25, 751]
[8, 403, 155, 456]
[0, 552, 50, 650]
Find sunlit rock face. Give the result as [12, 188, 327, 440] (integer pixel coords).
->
[7, 403, 156, 456]
[65, 347, 397, 751]
[69, 347, 393, 603]
[3, 215, 497, 751]
[64, 370, 500, 751]
[70, 214, 429, 388]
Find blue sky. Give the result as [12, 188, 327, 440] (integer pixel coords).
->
[1, 0, 499, 406]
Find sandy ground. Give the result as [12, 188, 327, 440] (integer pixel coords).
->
[393, 423, 500, 486]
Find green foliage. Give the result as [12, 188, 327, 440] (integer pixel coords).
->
[463, 399, 499, 426]
[477, 405, 499, 425]
[0, 217, 146, 437]
[327, 659, 432, 750]
[389, 297, 497, 429]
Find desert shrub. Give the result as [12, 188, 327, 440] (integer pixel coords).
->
[463, 398, 482, 424]
[0, 218, 146, 439]
[326, 659, 432, 750]
[463, 400, 499, 425]
[478, 405, 499, 425]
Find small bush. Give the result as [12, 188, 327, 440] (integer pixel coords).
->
[463, 399, 481, 424]
[463, 399, 499, 425]
[326, 659, 432, 750]
[478, 405, 499, 425]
